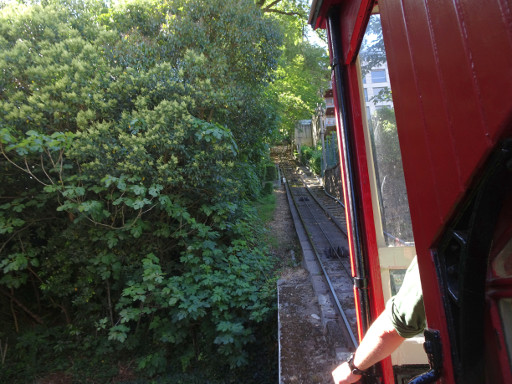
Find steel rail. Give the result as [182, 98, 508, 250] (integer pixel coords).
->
[298, 193, 352, 279]
[281, 166, 359, 349]
[296, 172, 347, 236]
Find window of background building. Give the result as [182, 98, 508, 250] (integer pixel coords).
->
[371, 69, 386, 83]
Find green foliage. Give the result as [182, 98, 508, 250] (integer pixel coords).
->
[360, 14, 387, 76]
[262, 182, 274, 195]
[299, 144, 313, 164]
[264, 164, 278, 181]
[309, 150, 322, 175]
[97, 0, 283, 162]
[0, 0, 281, 381]
[254, 193, 277, 224]
[263, 1, 330, 141]
[369, 106, 414, 242]
[256, 0, 310, 18]
[371, 87, 392, 104]
[299, 144, 322, 175]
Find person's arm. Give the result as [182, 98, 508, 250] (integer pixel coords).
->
[331, 311, 405, 384]
[333, 257, 424, 383]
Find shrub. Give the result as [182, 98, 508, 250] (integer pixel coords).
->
[262, 181, 274, 195]
[0, 0, 281, 381]
[300, 145, 313, 164]
[264, 164, 278, 181]
[309, 149, 322, 175]
[299, 145, 322, 175]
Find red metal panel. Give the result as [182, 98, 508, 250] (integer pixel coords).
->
[378, 0, 443, 248]
[380, 0, 512, 382]
[387, 0, 512, 239]
[338, 0, 373, 64]
[311, 0, 373, 64]
[316, 0, 512, 382]
[424, 0, 491, 197]
[310, 0, 343, 29]
[380, 0, 512, 266]
[379, 2, 455, 382]
[400, 1, 465, 232]
[455, 0, 512, 143]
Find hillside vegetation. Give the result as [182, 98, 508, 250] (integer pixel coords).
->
[0, 0, 328, 382]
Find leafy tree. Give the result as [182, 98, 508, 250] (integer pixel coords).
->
[0, 0, 281, 381]
[370, 107, 414, 243]
[256, 0, 309, 17]
[99, 0, 282, 163]
[261, 0, 330, 141]
[360, 14, 386, 76]
[361, 14, 392, 103]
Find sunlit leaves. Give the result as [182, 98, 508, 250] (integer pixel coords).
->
[0, 0, 279, 378]
[264, 2, 330, 140]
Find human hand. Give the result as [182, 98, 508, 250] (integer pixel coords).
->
[332, 361, 361, 384]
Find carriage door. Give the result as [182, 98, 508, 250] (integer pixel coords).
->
[356, 9, 428, 376]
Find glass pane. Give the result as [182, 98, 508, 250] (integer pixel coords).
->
[359, 14, 414, 246]
[492, 237, 512, 278]
[389, 268, 407, 296]
[499, 298, 512, 367]
[371, 69, 387, 83]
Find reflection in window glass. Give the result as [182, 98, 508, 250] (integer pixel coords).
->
[359, 14, 414, 246]
[372, 87, 388, 103]
[371, 69, 387, 83]
[390, 269, 407, 296]
[499, 298, 512, 368]
[492, 238, 512, 278]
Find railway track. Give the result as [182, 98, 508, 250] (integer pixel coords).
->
[273, 147, 358, 352]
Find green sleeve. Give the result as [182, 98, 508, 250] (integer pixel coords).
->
[385, 257, 426, 338]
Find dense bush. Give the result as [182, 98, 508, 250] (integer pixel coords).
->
[264, 164, 278, 181]
[0, 0, 282, 381]
[300, 145, 313, 164]
[299, 144, 322, 174]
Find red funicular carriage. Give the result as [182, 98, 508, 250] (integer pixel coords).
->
[309, 0, 512, 383]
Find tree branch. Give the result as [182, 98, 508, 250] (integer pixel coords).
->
[0, 287, 44, 325]
[262, 8, 304, 16]
[262, 0, 280, 9]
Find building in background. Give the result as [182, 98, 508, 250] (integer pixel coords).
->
[294, 119, 313, 153]
[361, 64, 393, 122]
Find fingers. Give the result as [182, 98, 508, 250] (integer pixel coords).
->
[332, 362, 361, 384]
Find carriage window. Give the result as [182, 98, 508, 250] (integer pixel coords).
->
[358, 14, 414, 246]
[356, 10, 425, 370]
